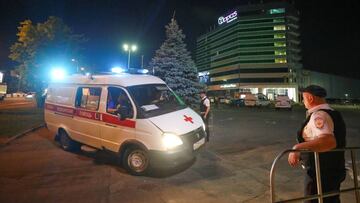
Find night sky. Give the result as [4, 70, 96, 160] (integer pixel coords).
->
[0, 0, 359, 78]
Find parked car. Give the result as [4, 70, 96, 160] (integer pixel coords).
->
[224, 98, 232, 104]
[275, 95, 292, 110]
[244, 94, 256, 106]
[208, 96, 215, 103]
[219, 97, 226, 103]
[244, 93, 270, 107]
[25, 92, 36, 99]
[255, 94, 271, 107]
[12, 92, 26, 97]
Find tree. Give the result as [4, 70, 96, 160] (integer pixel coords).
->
[149, 17, 202, 107]
[9, 16, 85, 96]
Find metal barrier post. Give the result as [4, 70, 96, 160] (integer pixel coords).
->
[351, 150, 360, 202]
[270, 150, 290, 203]
[270, 148, 360, 203]
[314, 152, 324, 203]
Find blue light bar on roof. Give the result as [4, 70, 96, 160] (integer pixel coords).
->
[137, 69, 149, 74]
[111, 67, 125, 74]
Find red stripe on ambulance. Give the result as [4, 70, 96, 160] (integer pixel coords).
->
[45, 103, 135, 128]
[75, 109, 101, 120]
[102, 114, 136, 128]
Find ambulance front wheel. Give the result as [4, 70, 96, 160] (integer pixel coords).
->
[123, 147, 150, 176]
[59, 129, 80, 152]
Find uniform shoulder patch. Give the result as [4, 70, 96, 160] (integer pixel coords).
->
[314, 117, 325, 129]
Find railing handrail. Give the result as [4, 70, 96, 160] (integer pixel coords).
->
[270, 147, 360, 203]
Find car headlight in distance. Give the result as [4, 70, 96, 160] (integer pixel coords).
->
[162, 133, 183, 150]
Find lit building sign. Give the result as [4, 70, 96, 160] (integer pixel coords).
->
[220, 84, 237, 89]
[198, 71, 209, 77]
[218, 11, 238, 25]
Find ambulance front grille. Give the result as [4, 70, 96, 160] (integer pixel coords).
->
[181, 127, 205, 145]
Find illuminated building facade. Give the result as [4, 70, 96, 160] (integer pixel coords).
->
[196, 2, 302, 101]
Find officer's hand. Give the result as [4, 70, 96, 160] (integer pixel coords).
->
[288, 152, 300, 167]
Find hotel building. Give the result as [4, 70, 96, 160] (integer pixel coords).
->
[196, 2, 302, 101]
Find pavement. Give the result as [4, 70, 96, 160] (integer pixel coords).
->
[0, 105, 360, 203]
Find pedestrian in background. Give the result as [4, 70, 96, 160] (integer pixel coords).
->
[214, 96, 219, 108]
[200, 91, 210, 142]
[288, 85, 346, 203]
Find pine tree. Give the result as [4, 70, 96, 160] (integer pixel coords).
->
[149, 18, 202, 107]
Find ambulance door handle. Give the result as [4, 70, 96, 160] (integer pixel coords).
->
[105, 123, 117, 128]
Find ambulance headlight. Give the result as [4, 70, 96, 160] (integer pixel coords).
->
[202, 123, 206, 132]
[162, 133, 183, 149]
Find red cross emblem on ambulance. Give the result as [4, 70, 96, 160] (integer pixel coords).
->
[183, 115, 194, 124]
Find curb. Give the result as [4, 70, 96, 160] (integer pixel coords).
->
[0, 123, 45, 147]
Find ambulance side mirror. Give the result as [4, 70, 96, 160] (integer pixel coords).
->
[116, 106, 130, 121]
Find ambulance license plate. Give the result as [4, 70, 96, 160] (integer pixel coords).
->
[193, 138, 205, 150]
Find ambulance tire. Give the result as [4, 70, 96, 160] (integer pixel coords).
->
[123, 146, 150, 176]
[59, 130, 80, 152]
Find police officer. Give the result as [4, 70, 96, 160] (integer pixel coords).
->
[288, 85, 346, 203]
[200, 91, 210, 142]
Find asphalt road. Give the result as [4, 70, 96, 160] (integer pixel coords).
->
[0, 105, 359, 203]
[0, 97, 36, 109]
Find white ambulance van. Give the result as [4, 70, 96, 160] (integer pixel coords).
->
[45, 73, 206, 175]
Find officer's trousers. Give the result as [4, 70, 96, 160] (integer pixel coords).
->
[201, 113, 210, 142]
[304, 171, 345, 203]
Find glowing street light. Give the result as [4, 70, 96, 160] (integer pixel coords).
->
[71, 58, 79, 72]
[123, 43, 137, 69]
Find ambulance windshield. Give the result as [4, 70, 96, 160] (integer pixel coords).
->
[128, 84, 186, 118]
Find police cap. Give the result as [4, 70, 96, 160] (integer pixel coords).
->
[299, 85, 327, 98]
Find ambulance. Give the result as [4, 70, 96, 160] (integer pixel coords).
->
[45, 72, 206, 175]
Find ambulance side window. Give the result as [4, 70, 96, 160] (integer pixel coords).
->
[107, 87, 133, 117]
[75, 87, 102, 111]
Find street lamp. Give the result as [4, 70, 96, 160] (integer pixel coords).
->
[123, 43, 137, 69]
[71, 58, 79, 73]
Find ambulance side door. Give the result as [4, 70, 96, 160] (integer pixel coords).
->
[72, 86, 102, 148]
[100, 86, 137, 152]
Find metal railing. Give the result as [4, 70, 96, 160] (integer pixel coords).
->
[270, 147, 360, 203]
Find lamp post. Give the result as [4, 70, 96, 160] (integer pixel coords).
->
[123, 44, 137, 69]
[71, 58, 79, 73]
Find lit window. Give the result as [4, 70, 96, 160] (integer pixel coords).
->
[274, 25, 286, 31]
[274, 42, 286, 47]
[275, 58, 287, 63]
[274, 34, 285, 38]
[269, 8, 285, 14]
[275, 50, 286, 55]
[273, 18, 285, 23]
